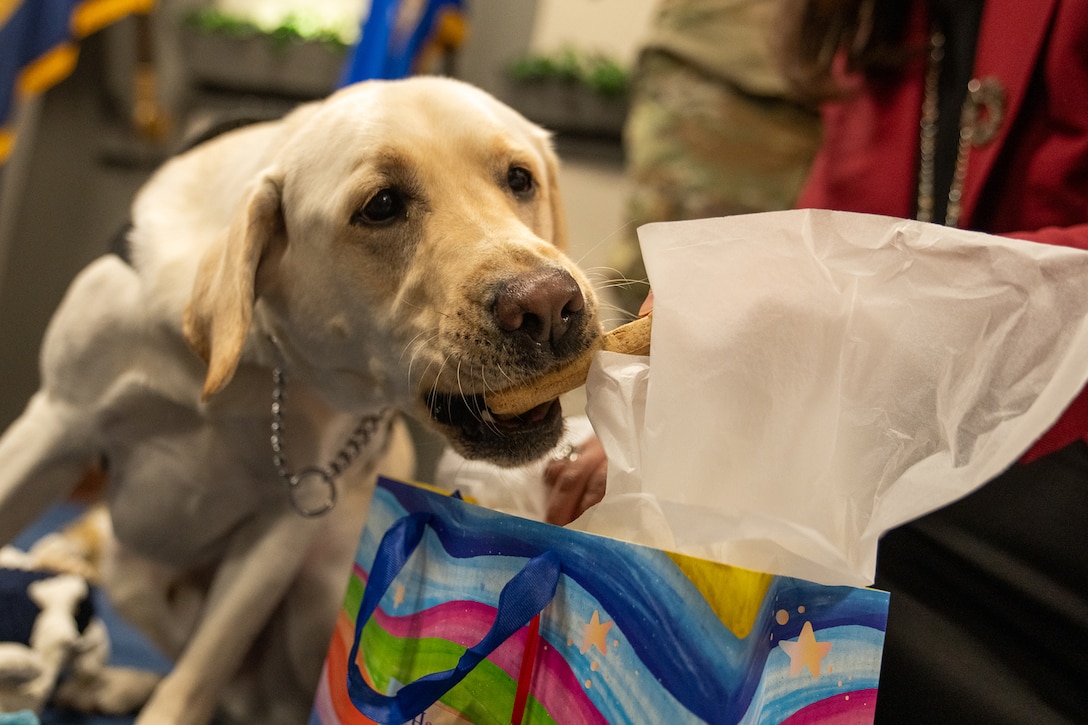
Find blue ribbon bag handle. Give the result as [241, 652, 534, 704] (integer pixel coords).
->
[346, 511, 562, 724]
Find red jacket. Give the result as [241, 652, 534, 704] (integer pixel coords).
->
[797, 0, 1088, 462]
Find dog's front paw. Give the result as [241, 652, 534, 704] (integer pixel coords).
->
[133, 678, 217, 725]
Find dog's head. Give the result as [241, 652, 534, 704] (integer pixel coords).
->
[181, 77, 600, 465]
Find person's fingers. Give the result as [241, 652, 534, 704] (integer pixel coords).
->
[638, 289, 654, 317]
[544, 454, 594, 525]
[544, 462, 584, 525]
[544, 437, 608, 525]
[577, 459, 608, 516]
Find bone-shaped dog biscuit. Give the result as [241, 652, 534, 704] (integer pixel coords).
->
[486, 314, 652, 415]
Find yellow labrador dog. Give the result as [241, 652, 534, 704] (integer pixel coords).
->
[0, 77, 600, 724]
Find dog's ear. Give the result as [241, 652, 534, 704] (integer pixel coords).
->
[543, 143, 569, 251]
[183, 172, 284, 401]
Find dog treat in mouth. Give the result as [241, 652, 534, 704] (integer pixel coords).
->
[486, 314, 652, 416]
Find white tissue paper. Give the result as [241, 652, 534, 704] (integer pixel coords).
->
[576, 209, 1088, 587]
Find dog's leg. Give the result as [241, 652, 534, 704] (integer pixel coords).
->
[103, 546, 206, 659]
[205, 418, 416, 725]
[1, 255, 139, 545]
[0, 392, 94, 544]
[134, 513, 325, 725]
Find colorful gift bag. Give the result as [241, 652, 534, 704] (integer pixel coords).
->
[310, 477, 889, 725]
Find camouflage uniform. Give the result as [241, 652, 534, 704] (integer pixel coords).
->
[614, 0, 822, 313]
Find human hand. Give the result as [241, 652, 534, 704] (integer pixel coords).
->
[638, 289, 654, 317]
[543, 434, 607, 525]
[540, 294, 651, 526]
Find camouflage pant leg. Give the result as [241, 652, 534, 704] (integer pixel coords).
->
[611, 51, 821, 314]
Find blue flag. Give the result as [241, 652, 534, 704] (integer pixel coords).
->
[1, 0, 154, 163]
[340, 0, 465, 85]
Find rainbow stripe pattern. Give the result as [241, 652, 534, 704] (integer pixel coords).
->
[310, 478, 889, 724]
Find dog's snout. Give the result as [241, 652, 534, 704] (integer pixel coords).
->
[493, 269, 585, 349]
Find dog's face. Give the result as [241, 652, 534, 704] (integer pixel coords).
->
[182, 78, 600, 465]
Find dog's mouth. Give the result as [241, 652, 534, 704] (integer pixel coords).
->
[425, 389, 563, 465]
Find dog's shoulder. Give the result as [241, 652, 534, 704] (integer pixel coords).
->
[36, 255, 147, 402]
[128, 120, 283, 273]
[123, 103, 322, 331]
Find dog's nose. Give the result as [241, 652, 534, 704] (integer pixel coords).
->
[493, 269, 585, 350]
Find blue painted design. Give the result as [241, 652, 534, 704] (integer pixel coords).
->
[360, 478, 890, 724]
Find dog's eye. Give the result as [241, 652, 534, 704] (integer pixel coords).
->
[507, 166, 534, 197]
[352, 188, 406, 226]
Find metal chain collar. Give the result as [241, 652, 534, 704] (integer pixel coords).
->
[270, 365, 389, 517]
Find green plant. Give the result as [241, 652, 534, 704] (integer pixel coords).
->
[582, 54, 628, 97]
[184, 7, 258, 39]
[508, 47, 630, 98]
[183, 8, 350, 53]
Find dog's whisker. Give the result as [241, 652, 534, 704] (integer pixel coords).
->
[430, 351, 457, 399]
[408, 329, 446, 372]
[595, 279, 651, 293]
[479, 366, 511, 420]
[581, 264, 630, 281]
[453, 359, 486, 428]
[466, 363, 507, 436]
[598, 299, 644, 321]
[587, 269, 648, 288]
[400, 327, 440, 364]
[401, 330, 443, 388]
[483, 363, 517, 395]
[450, 361, 482, 428]
[394, 296, 453, 319]
[569, 219, 639, 268]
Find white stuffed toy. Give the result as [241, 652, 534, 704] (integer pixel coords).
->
[0, 508, 158, 722]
